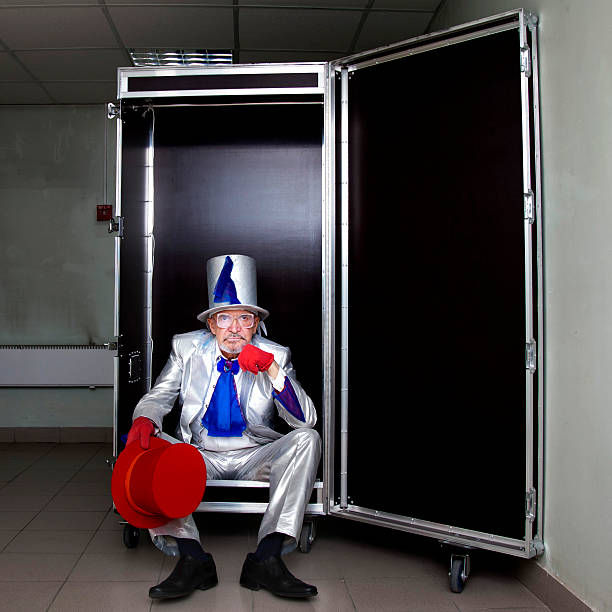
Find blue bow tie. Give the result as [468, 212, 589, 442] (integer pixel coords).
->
[201, 358, 246, 437]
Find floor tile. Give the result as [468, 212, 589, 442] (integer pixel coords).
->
[252, 578, 356, 611]
[328, 538, 445, 581]
[25, 510, 107, 531]
[0, 581, 62, 611]
[0, 552, 79, 581]
[86, 528, 154, 554]
[0, 479, 66, 496]
[12, 468, 79, 483]
[448, 571, 548, 610]
[186, 532, 252, 582]
[59, 480, 111, 496]
[98, 509, 125, 531]
[0, 510, 37, 530]
[0, 494, 54, 511]
[70, 468, 112, 483]
[0, 460, 34, 480]
[4, 529, 95, 554]
[150, 581, 253, 611]
[68, 550, 165, 582]
[50, 581, 152, 612]
[0, 529, 18, 550]
[457, 608, 547, 612]
[346, 577, 458, 611]
[44, 494, 112, 512]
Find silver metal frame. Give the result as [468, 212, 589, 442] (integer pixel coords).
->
[326, 8, 543, 559]
[118, 63, 326, 100]
[112, 100, 123, 458]
[114, 62, 329, 519]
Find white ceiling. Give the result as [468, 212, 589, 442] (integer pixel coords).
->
[0, 0, 443, 104]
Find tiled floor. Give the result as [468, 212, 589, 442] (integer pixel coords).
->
[0, 443, 552, 612]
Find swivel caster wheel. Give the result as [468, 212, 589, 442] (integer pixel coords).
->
[449, 554, 470, 593]
[298, 520, 316, 553]
[123, 524, 140, 549]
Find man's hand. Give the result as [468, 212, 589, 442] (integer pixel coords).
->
[126, 417, 155, 449]
[239, 344, 275, 374]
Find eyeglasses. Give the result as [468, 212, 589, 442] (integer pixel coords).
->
[215, 313, 256, 329]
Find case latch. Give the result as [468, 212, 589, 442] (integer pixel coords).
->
[520, 46, 532, 77]
[525, 487, 536, 521]
[526, 339, 537, 373]
[524, 190, 535, 224]
[128, 351, 142, 383]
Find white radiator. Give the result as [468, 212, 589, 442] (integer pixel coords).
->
[0, 345, 114, 387]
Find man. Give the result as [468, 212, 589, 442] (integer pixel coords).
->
[125, 254, 321, 600]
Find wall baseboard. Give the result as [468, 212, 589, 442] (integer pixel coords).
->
[0, 427, 113, 443]
[515, 559, 593, 612]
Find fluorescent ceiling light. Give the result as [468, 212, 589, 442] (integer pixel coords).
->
[129, 49, 233, 67]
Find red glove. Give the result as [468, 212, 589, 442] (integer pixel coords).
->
[126, 417, 155, 449]
[239, 344, 275, 374]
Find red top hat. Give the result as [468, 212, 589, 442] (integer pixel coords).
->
[111, 437, 207, 528]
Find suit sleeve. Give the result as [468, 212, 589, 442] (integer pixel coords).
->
[272, 348, 317, 429]
[132, 336, 183, 431]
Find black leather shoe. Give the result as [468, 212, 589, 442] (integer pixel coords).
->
[240, 553, 317, 598]
[149, 554, 218, 600]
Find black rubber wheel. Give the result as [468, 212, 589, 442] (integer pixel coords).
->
[298, 520, 315, 553]
[123, 524, 140, 549]
[449, 557, 466, 593]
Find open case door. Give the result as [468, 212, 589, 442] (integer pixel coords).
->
[326, 9, 543, 560]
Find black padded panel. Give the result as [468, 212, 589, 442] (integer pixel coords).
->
[149, 104, 324, 432]
[340, 29, 529, 539]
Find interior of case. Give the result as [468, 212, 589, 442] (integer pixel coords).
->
[118, 101, 324, 441]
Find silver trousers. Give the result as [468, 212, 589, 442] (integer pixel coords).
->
[150, 428, 321, 556]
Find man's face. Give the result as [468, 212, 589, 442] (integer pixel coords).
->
[208, 309, 259, 357]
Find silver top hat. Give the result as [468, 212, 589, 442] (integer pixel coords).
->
[196, 254, 269, 322]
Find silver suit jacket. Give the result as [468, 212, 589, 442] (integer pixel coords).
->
[132, 330, 317, 445]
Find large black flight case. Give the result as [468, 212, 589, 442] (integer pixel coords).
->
[109, 9, 543, 592]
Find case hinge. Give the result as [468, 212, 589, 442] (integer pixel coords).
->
[525, 487, 536, 521]
[524, 190, 535, 223]
[526, 339, 537, 373]
[108, 216, 124, 238]
[107, 102, 120, 120]
[520, 46, 532, 78]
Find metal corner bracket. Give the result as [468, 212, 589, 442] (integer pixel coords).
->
[530, 537, 544, 556]
[524, 11, 539, 31]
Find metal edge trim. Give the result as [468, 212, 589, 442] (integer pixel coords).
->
[339, 67, 349, 509]
[112, 108, 123, 457]
[528, 19, 545, 549]
[196, 502, 325, 514]
[331, 10, 521, 72]
[518, 9, 536, 554]
[144, 113, 155, 392]
[120, 87, 324, 99]
[329, 505, 535, 558]
[118, 63, 327, 79]
[204, 479, 324, 488]
[322, 62, 335, 517]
